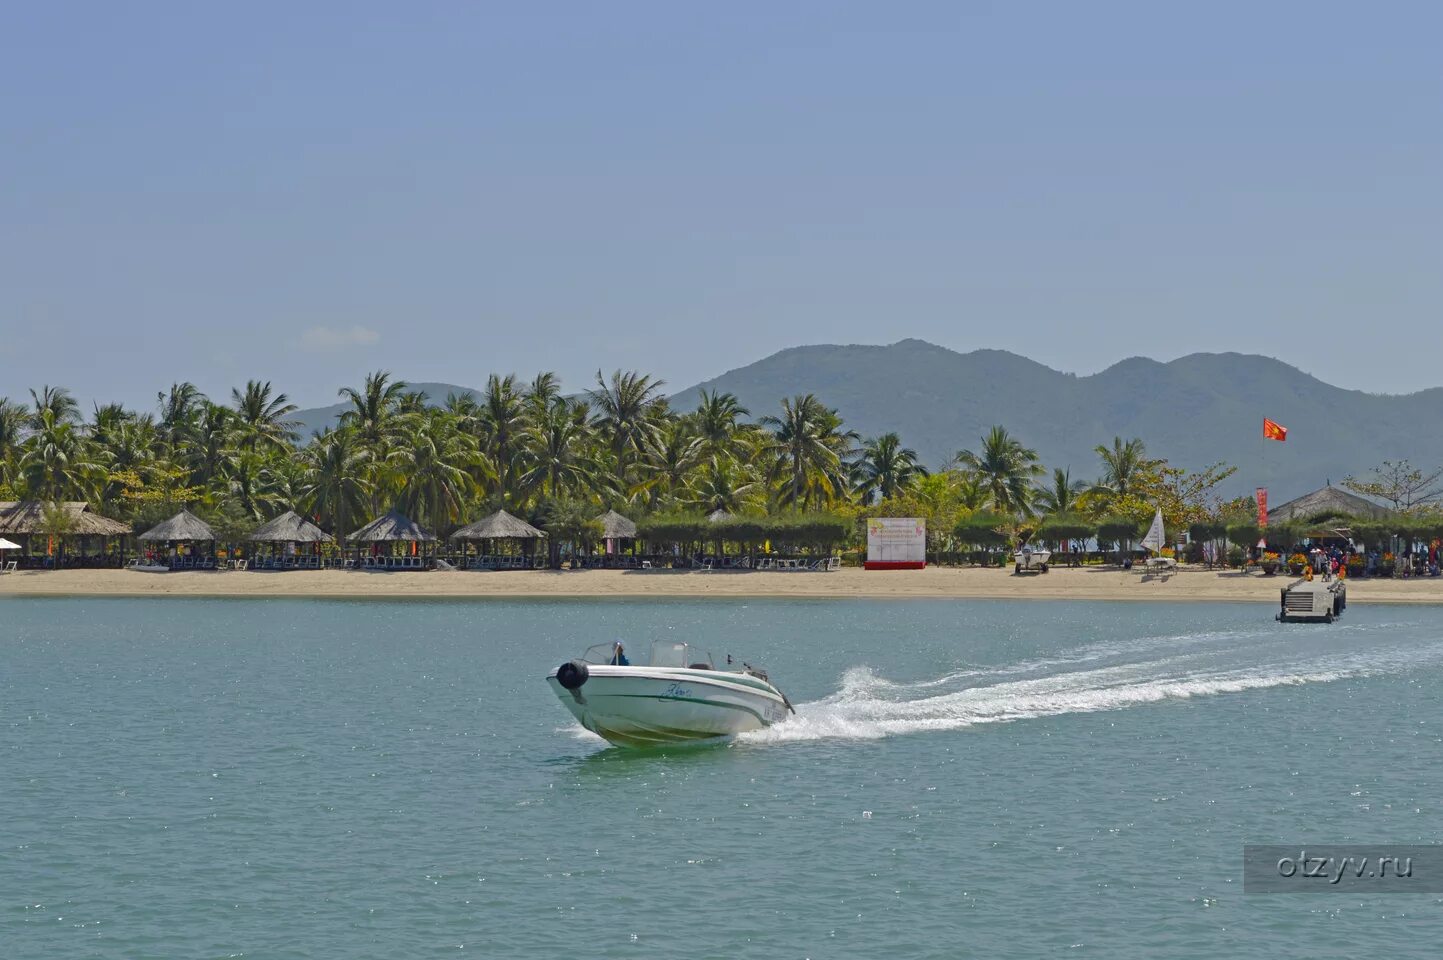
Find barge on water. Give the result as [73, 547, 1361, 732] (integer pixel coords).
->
[1277, 577, 1347, 623]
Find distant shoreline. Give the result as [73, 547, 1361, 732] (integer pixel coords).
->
[4, 566, 1443, 605]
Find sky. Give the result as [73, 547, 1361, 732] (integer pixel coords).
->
[2, 1, 1440, 413]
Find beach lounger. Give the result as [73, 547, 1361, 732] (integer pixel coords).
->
[1, 560, 15, 574]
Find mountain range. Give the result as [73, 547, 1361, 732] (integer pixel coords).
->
[293, 341, 1443, 500]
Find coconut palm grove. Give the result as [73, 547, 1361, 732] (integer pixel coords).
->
[1, 371, 1438, 568]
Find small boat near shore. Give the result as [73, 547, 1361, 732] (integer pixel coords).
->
[548, 640, 793, 747]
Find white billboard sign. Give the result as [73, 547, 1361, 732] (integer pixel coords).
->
[866, 517, 926, 569]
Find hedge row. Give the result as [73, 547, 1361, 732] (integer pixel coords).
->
[635, 513, 852, 549]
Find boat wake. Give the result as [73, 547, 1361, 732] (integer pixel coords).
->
[740, 622, 1443, 745]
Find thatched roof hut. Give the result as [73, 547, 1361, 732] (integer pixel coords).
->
[0, 500, 130, 537]
[596, 509, 637, 540]
[138, 509, 217, 542]
[1269, 485, 1390, 523]
[348, 510, 437, 542]
[452, 509, 545, 541]
[249, 510, 334, 544]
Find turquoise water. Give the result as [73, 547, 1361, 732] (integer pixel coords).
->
[4, 596, 1441, 958]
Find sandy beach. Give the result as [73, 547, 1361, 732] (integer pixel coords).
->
[3, 566, 1441, 604]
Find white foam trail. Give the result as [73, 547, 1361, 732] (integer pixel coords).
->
[740, 636, 1443, 745]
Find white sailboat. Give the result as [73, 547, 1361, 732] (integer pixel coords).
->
[1141, 507, 1165, 554]
[1139, 506, 1174, 571]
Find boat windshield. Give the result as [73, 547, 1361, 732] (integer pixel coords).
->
[580, 642, 629, 665]
[649, 641, 714, 669]
[578, 641, 715, 668]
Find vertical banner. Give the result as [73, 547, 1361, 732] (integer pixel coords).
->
[1256, 488, 1268, 529]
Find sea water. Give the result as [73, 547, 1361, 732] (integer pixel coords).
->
[3, 597, 1440, 958]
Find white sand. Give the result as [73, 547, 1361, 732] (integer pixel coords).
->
[1, 566, 1437, 604]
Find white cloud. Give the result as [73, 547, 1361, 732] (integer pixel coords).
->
[298, 325, 381, 351]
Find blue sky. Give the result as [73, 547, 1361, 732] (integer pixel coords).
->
[2, 1, 1439, 412]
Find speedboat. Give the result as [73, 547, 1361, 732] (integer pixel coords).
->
[1013, 545, 1051, 574]
[547, 640, 793, 747]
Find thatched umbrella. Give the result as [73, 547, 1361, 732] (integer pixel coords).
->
[595, 508, 637, 562]
[451, 509, 545, 568]
[349, 510, 437, 542]
[596, 509, 637, 540]
[138, 509, 217, 568]
[348, 510, 437, 567]
[452, 509, 545, 540]
[139, 509, 216, 542]
[0, 500, 130, 537]
[0, 500, 131, 566]
[249, 510, 334, 544]
[248, 510, 334, 568]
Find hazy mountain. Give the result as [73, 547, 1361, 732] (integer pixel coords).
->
[292, 382, 481, 437]
[669, 340, 1443, 500]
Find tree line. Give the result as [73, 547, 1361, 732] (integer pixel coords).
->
[0, 370, 1275, 551]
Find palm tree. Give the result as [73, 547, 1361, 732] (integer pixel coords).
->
[94, 417, 161, 511]
[852, 432, 927, 504]
[690, 390, 752, 462]
[157, 382, 205, 448]
[524, 372, 561, 419]
[221, 448, 287, 520]
[955, 426, 1043, 515]
[338, 371, 408, 448]
[299, 430, 372, 540]
[760, 394, 856, 508]
[638, 421, 703, 506]
[188, 402, 233, 488]
[392, 413, 479, 530]
[87, 403, 135, 446]
[588, 370, 667, 487]
[1093, 437, 1158, 498]
[687, 460, 762, 514]
[480, 374, 528, 503]
[29, 385, 80, 427]
[1034, 467, 1088, 516]
[0, 397, 30, 465]
[230, 380, 300, 451]
[18, 409, 104, 501]
[517, 398, 597, 499]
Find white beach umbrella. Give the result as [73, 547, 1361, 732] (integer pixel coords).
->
[0, 538, 20, 550]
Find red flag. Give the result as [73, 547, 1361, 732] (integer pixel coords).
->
[1263, 418, 1287, 441]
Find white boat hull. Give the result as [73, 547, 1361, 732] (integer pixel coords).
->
[547, 665, 790, 747]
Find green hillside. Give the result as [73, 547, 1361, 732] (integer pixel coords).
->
[668, 340, 1443, 500]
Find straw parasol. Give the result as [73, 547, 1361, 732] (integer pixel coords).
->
[1268, 484, 1391, 524]
[596, 509, 637, 540]
[348, 510, 437, 542]
[451, 509, 545, 541]
[138, 509, 216, 542]
[249, 510, 334, 544]
[0, 500, 130, 537]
